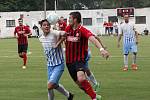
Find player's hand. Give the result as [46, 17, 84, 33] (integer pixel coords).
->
[100, 49, 110, 60]
[53, 44, 60, 48]
[52, 45, 57, 48]
[18, 31, 25, 34]
[23, 34, 28, 37]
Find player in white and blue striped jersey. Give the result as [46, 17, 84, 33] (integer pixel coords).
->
[118, 15, 139, 71]
[39, 19, 73, 100]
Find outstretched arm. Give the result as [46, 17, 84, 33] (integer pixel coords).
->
[135, 31, 139, 44]
[89, 36, 109, 59]
[95, 36, 107, 49]
[54, 36, 66, 48]
[117, 34, 122, 48]
[14, 28, 18, 38]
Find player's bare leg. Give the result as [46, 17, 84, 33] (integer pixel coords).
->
[47, 83, 55, 100]
[22, 52, 27, 69]
[77, 71, 101, 100]
[131, 52, 138, 70]
[123, 54, 128, 71]
[48, 82, 73, 100]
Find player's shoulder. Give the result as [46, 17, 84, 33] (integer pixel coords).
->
[120, 22, 125, 26]
[24, 25, 30, 29]
[39, 34, 45, 41]
[79, 25, 91, 33]
[120, 22, 126, 28]
[50, 29, 59, 34]
[129, 22, 135, 26]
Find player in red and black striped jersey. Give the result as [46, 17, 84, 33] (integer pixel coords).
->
[58, 16, 67, 31]
[64, 12, 109, 100]
[14, 18, 32, 69]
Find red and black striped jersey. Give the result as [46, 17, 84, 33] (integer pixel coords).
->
[14, 25, 31, 45]
[65, 25, 93, 63]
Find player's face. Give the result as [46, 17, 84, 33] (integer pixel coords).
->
[18, 20, 23, 26]
[60, 17, 64, 22]
[68, 15, 74, 26]
[41, 21, 50, 34]
[124, 15, 129, 23]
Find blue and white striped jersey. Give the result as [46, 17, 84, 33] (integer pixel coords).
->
[39, 29, 64, 67]
[120, 22, 136, 44]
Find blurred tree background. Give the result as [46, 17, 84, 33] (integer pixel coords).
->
[0, 0, 150, 12]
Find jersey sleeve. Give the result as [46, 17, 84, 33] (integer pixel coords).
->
[14, 27, 17, 35]
[80, 27, 93, 38]
[63, 22, 67, 29]
[65, 26, 70, 33]
[25, 27, 31, 34]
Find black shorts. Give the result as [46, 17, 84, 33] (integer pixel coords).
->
[66, 61, 86, 82]
[18, 44, 28, 53]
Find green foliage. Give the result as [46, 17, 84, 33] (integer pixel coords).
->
[0, 0, 150, 12]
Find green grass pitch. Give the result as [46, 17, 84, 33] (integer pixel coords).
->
[0, 36, 150, 100]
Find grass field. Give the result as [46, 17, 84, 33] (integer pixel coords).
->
[0, 36, 150, 100]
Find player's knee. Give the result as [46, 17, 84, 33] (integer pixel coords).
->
[22, 52, 26, 56]
[47, 82, 55, 90]
[77, 71, 86, 83]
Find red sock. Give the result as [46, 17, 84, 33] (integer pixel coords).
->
[81, 80, 96, 99]
[23, 53, 27, 66]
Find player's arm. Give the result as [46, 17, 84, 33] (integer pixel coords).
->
[89, 36, 109, 59]
[53, 30, 66, 48]
[54, 30, 66, 36]
[55, 36, 66, 48]
[28, 32, 32, 35]
[117, 27, 123, 48]
[24, 32, 32, 37]
[95, 36, 107, 49]
[134, 27, 139, 44]
[26, 29, 32, 36]
[135, 31, 139, 44]
[25, 32, 32, 36]
[14, 28, 18, 38]
[23, 27, 32, 37]
[117, 34, 122, 48]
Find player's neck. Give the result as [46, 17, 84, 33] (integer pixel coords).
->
[125, 21, 129, 23]
[44, 32, 49, 36]
[72, 23, 80, 30]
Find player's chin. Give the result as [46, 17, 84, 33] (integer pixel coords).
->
[44, 29, 50, 33]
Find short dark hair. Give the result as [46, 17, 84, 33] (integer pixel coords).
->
[69, 11, 81, 23]
[18, 18, 23, 21]
[40, 19, 50, 27]
[60, 16, 64, 18]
